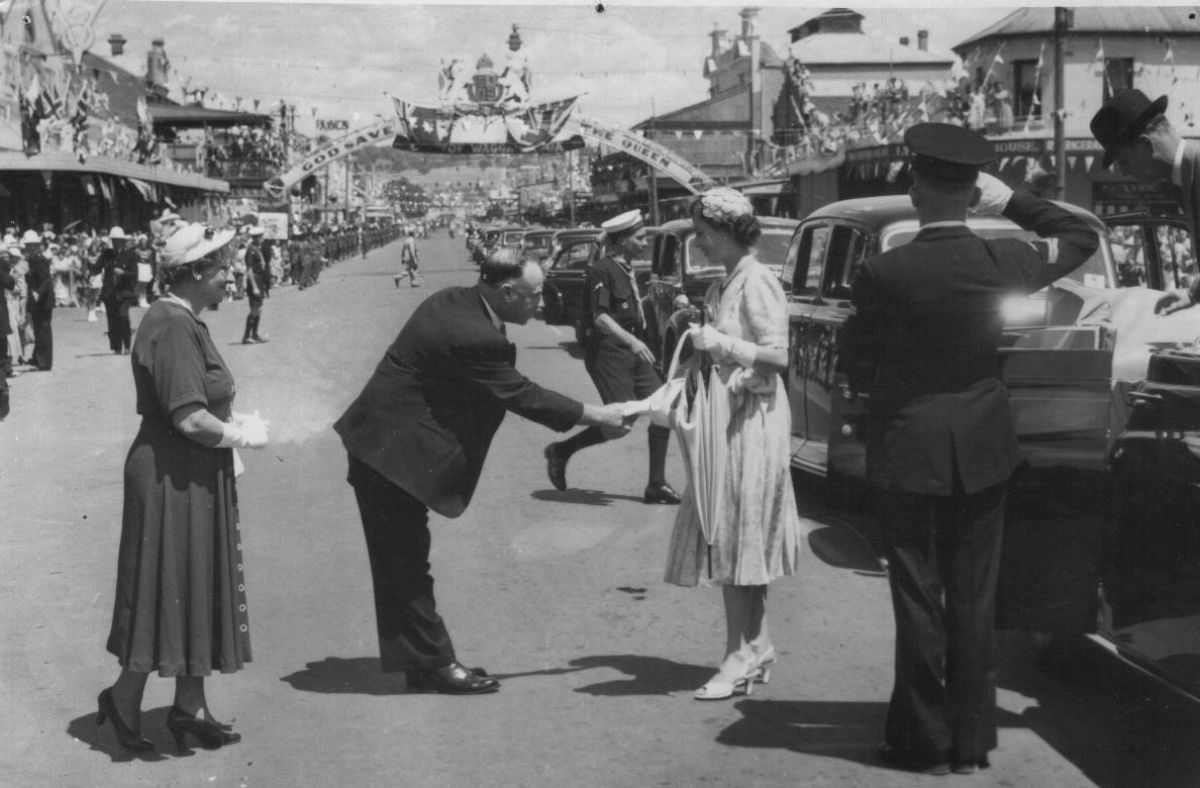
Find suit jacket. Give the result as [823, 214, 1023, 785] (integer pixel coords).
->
[335, 285, 584, 517]
[841, 189, 1099, 496]
[0, 260, 13, 337]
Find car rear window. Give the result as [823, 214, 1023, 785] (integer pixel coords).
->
[524, 234, 553, 251]
[756, 227, 793, 271]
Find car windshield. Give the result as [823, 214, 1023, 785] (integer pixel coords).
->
[503, 231, 524, 247]
[524, 233, 553, 251]
[883, 224, 1111, 289]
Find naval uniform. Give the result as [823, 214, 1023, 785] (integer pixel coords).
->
[841, 186, 1099, 770]
[583, 252, 662, 403]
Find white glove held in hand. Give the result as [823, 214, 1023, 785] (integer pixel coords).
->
[218, 411, 270, 449]
[691, 324, 758, 368]
[970, 172, 1014, 216]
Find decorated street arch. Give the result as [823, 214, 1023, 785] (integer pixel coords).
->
[264, 26, 714, 202]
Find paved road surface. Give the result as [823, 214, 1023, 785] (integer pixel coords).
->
[3, 231, 1200, 787]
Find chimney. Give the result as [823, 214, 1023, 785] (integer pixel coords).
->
[740, 6, 760, 40]
[899, 36, 910, 47]
[147, 38, 170, 89]
[710, 26, 728, 58]
[918, 30, 929, 51]
[108, 33, 126, 56]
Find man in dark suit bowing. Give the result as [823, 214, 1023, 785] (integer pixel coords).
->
[335, 248, 630, 695]
[841, 123, 1098, 774]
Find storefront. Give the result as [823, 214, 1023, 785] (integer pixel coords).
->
[0, 150, 229, 233]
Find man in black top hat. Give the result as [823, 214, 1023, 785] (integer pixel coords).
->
[1091, 88, 1200, 315]
[841, 122, 1098, 776]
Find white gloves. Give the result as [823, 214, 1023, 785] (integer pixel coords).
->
[217, 410, 270, 449]
[970, 172, 1014, 217]
[691, 324, 757, 368]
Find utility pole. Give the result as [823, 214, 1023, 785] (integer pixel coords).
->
[648, 98, 660, 225]
[1053, 7, 1072, 201]
[567, 148, 576, 226]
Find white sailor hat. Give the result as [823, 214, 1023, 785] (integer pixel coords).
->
[600, 209, 644, 236]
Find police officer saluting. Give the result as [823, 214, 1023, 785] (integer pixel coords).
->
[841, 124, 1098, 776]
[544, 210, 681, 504]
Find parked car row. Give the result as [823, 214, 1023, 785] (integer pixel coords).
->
[532, 195, 1200, 705]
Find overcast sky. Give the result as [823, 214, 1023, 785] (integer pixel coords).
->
[90, 1, 1063, 132]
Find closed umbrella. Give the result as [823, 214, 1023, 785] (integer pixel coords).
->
[671, 343, 733, 578]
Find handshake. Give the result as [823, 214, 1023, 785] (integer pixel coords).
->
[218, 411, 271, 449]
[584, 402, 640, 440]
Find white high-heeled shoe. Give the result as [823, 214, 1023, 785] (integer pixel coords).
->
[753, 647, 778, 685]
[693, 663, 759, 701]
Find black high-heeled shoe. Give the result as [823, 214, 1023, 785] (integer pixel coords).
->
[165, 707, 241, 753]
[95, 688, 153, 752]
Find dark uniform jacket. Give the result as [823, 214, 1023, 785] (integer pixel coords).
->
[24, 252, 54, 314]
[0, 260, 13, 337]
[94, 247, 138, 302]
[585, 253, 641, 335]
[334, 285, 583, 518]
[841, 190, 1099, 496]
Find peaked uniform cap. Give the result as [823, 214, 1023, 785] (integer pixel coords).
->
[904, 123, 995, 183]
[1090, 89, 1169, 168]
[600, 209, 644, 235]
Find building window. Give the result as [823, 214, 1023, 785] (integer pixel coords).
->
[1103, 58, 1135, 102]
[1013, 59, 1042, 120]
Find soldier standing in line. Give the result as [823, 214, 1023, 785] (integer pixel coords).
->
[241, 227, 270, 344]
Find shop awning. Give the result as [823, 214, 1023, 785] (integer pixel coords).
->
[148, 104, 274, 129]
[0, 151, 229, 193]
[736, 179, 789, 196]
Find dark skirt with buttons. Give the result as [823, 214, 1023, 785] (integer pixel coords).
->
[106, 417, 251, 676]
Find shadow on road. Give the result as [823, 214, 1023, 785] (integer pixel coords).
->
[530, 488, 645, 506]
[67, 706, 177, 763]
[279, 656, 408, 695]
[717, 698, 885, 763]
[567, 654, 712, 696]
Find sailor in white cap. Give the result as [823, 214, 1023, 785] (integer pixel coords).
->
[94, 226, 139, 354]
[22, 229, 55, 370]
[544, 209, 681, 504]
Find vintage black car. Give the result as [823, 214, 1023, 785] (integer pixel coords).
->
[641, 216, 798, 367]
[782, 193, 1200, 702]
[521, 228, 558, 269]
[541, 228, 603, 342]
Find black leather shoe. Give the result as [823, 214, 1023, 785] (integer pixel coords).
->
[406, 662, 499, 695]
[643, 482, 682, 505]
[952, 755, 990, 774]
[544, 443, 568, 491]
[878, 744, 951, 776]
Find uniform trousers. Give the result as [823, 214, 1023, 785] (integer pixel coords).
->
[347, 454, 456, 672]
[102, 296, 133, 352]
[880, 480, 1006, 766]
[29, 309, 52, 370]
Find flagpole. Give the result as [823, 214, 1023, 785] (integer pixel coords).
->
[648, 97, 660, 226]
[1053, 7, 1070, 201]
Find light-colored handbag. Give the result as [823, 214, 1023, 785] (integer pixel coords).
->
[620, 327, 696, 427]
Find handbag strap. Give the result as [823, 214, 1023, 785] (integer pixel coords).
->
[666, 327, 696, 381]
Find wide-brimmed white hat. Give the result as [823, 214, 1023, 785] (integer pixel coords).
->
[160, 223, 236, 269]
[7, 245, 23, 258]
[248, 226, 264, 237]
[21, 230, 42, 245]
[108, 226, 127, 240]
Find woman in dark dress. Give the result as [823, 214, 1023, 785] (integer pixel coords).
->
[98, 223, 270, 754]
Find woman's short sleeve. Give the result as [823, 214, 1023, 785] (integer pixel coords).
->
[144, 315, 209, 419]
[740, 266, 789, 349]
